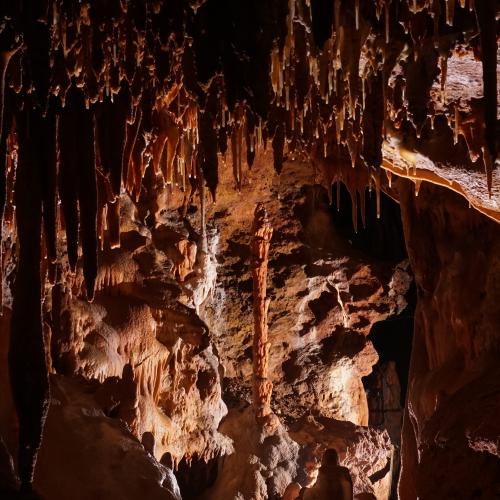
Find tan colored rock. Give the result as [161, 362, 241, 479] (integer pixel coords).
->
[398, 179, 500, 500]
[204, 154, 411, 428]
[35, 375, 183, 500]
[174, 239, 197, 282]
[251, 203, 274, 425]
[204, 406, 300, 500]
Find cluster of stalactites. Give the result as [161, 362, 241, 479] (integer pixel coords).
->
[0, 2, 268, 303]
[268, 0, 497, 223]
[0, 0, 497, 300]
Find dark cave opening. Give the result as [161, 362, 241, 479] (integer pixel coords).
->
[162, 454, 219, 500]
[366, 282, 416, 409]
[362, 285, 416, 500]
[330, 181, 416, 499]
[330, 182, 407, 262]
[328, 181, 415, 405]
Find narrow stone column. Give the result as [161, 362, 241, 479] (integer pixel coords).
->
[250, 203, 274, 424]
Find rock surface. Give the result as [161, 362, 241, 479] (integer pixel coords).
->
[398, 179, 500, 500]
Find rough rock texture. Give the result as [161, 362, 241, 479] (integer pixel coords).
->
[0, 311, 182, 500]
[36, 375, 183, 500]
[203, 152, 411, 429]
[192, 150, 410, 499]
[0, 145, 412, 499]
[398, 179, 500, 500]
[289, 416, 393, 499]
[52, 216, 231, 466]
[204, 406, 300, 500]
[0, 2, 498, 497]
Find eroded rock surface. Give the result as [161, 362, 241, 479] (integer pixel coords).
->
[203, 153, 411, 430]
[399, 180, 500, 500]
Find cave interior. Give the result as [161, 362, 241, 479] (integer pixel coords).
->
[0, 1, 499, 500]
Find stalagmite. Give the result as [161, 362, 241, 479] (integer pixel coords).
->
[251, 203, 274, 426]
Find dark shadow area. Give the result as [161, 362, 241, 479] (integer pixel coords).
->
[367, 281, 416, 406]
[330, 182, 407, 261]
[362, 283, 416, 500]
[328, 181, 414, 404]
[329, 181, 415, 500]
[162, 453, 219, 500]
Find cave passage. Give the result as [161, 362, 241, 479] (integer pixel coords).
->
[330, 182, 407, 262]
[330, 181, 415, 409]
[330, 181, 415, 499]
[168, 455, 220, 500]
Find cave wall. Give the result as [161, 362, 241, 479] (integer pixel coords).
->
[398, 179, 500, 499]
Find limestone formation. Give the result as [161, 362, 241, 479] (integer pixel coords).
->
[0, 1, 498, 499]
[251, 203, 274, 425]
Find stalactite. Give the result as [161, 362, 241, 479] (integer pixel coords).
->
[77, 101, 98, 301]
[106, 199, 121, 249]
[231, 124, 243, 190]
[439, 54, 448, 103]
[414, 178, 422, 196]
[59, 85, 81, 271]
[10, 106, 49, 494]
[246, 129, 256, 170]
[475, 0, 497, 193]
[198, 165, 207, 252]
[164, 121, 180, 186]
[362, 70, 384, 170]
[96, 83, 129, 197]
[0, 7, 496, 493]
[445, 0, 455, 26]
[0, 90, 13, 306]
[123, 106, 142, 193]
[198, 111, 218, 201]
[251, 203, 274, 427]
[0, 36, 21, 155]
[41, 101, 58, 264]
[130, 132, 146, 201]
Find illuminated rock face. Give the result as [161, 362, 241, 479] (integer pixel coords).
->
[398, 179, 500, 500]
[250, 203, 275, 426]
[0, 1, 498, 498]
[203, 156, 411, 430]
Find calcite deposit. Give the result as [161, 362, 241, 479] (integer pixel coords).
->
[250, 203, 276, 428]
[0, 1, 498, 499]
